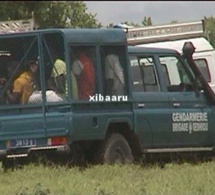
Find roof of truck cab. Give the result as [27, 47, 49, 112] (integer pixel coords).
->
[128, 45, 179, 55]
[136, 37, 214, 53]
[0, 28, 127, 44]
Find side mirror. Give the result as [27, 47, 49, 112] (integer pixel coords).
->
[182, 42, 196, 58]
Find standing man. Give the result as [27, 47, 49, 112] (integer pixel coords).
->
[105, 54, 125, 96]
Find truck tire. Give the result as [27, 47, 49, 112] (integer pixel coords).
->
[96, 133, 134, 164]
[2, 158, 26, 171]
[2, 158, 15, 171]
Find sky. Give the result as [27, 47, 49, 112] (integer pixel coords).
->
[85, 1, 215, 26]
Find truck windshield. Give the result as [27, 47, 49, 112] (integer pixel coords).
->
[159, 55, 196, 92]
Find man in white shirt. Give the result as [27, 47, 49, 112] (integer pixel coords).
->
[105, 54, 125, 96]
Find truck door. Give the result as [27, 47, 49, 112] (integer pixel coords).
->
[158, 55, 212, 147]
[40, 32, 70, 144]
[130, 54, 171, 148]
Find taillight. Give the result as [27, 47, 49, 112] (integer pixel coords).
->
[48, 136, 66, 146]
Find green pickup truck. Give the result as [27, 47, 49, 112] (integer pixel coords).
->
[0, 28, 214, 169]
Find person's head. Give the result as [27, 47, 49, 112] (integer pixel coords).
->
[27, 60, 39, 74]
[73, 47, 90, 58]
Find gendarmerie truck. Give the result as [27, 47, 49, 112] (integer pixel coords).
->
[0, 26, 214, 169]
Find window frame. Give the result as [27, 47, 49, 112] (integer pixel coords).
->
[194, 58, 211, 83]
[130, 55, 160, 92]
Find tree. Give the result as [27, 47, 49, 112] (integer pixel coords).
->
[121, 21, 140, 27]
[204, 16, 215, 48]
[142, 16, 152, 26]
[0, 1, 102, 29]
[170, 20, 178, 24]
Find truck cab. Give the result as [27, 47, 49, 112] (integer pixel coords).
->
[128, 44, 215, 153]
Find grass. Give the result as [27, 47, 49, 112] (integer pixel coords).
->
[1, 159, 215, 195]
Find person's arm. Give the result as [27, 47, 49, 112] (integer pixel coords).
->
[7, 91, 21, 104]
[55, 74, 65, 94]
[105, 56, 115, 95]
[105, 79, 114, 95]
[7, 79, 22, 104]
[72, 60, 83, 78]
[47, 77, 57, 91]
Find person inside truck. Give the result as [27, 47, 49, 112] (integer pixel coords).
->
[104, 53, 125, 96]
[48, 48, 66, 99]
[7, 60, 39, 104]
[28, 60, 64, 103]
[72, 47, 95, 100]
[49, 48, 78, 100]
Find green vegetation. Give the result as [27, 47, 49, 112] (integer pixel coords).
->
[1, 161, 215, 195]
[0, 1, 102, 28]
[204, 16, 215, 48]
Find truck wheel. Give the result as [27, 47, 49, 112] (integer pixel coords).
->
[97, 133, 134, 164]
[2, 158, 15, 172]
[2, 158, 25, 172]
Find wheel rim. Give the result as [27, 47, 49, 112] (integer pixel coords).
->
[112, 148, 124, 163]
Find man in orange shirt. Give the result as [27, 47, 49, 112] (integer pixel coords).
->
[7, 60, 39, 104]
[72, 48, 95, 100]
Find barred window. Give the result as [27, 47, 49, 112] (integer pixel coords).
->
[0, 35, 40, 105]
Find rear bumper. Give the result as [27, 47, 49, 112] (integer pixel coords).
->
[0, 144, 70, 160]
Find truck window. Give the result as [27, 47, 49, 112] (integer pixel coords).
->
[100, 46, 127, 96]
[0, 35, 41, 105]
[194, 58, 210, 83]
[159, 55, 194, 92]
[41, 33, 66, 102]
[130, 55, 160, 92]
